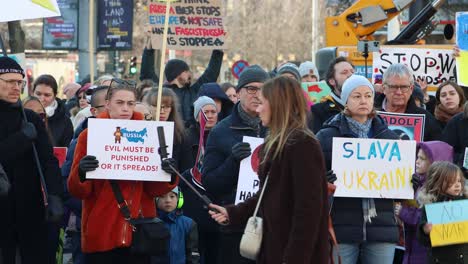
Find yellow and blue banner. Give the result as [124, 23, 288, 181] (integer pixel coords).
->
[426, 199, 468, 247]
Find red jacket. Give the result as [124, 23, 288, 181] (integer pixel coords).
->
[67, 111, 178, 253]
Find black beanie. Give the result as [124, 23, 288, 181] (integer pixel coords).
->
[236, 65, 270, 91]
[0, 56, 25, 77]
[165, 59, 190, 82]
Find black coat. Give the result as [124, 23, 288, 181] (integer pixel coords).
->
[316, 113, 400, 244]
[310, 95, 344, 133]
[441, 112, 468, 167]
[48, 99, 73, 147]
[0, 100, 63, 261]
[374, 94, 442, 141]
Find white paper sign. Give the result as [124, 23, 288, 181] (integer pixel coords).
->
[332, 137, 416, 199]
[87, 119, 174, 181]
[372, 47, 456, 88]
[0, 0, 61, 23]
[464, 148, 468, 170]
[235, 136, 263, 205]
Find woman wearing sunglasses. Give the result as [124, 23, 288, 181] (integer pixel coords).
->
[71, 84, 93, 129]
[68, 79, 178, 264]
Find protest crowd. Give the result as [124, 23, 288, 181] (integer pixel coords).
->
[3, 2, 468, 264]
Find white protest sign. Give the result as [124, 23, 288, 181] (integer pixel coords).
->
[332, 137, 416, 199]
[87, 119, 174, 181]
[235, 136, 263, 205]
[372, 47, 456, 89]
[464, 147, 468, 169]
[0, 0, 61, 23]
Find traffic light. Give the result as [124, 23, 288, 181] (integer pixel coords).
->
[129, 56, 137, 75]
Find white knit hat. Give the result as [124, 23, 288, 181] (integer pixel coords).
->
[299, 61, 319, 79]
[193, 96, 216, 121]
[341, 75, 374, 104]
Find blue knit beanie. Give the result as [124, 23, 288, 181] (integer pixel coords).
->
[341, 75, 374, 104]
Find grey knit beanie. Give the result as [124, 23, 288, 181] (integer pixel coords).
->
[236, 65, 270, 91]
[277, 63, 301, 81]
[341, 75, 375, 104]
[193, 96, 216, 121]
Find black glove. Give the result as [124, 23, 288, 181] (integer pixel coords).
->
[161, 158, 178, 184]
[326, 170, 337, 184]
[411, 174, 422, 191]
[78, 155, 99, 182]
[21, 122, 37, 141]
[232, 142, 251, 162]
[46, 194, 64, 224]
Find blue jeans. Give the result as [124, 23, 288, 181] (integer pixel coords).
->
[334, 242, 396, 264]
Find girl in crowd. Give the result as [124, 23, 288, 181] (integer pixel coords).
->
[434, 81, 466, 129]
[68, 80, 178, 264]
[71, 84, 92, 129]
[220, 82, 238, 104]
[209, 76, 329, 263]
[396, 141, 453, 264]
[33, 74, 73, 147]
[417, 161, 468, 264]
[145, 88, 191, 172]
[316, 75, 399, 264]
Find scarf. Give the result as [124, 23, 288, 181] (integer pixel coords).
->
[330, 91, 345, 107]
[345, 116, 378, 223]
[45, 99, 58, 118]
[434, 103, 463, 123]
[238, 103, 261, 130]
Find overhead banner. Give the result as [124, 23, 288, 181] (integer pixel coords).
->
[456, 12, 468, 87]
[301, 81, 332, 104]
[43, 0, 78, 50]
[235, 136, 263, 205]
[0, 0, 61, 22]
[426, 199, 468, 247]
[97, 0, 133, 50]
[148, 0, 227, 50]
[331, 137, 416, 199]
[372, 47, 456, 89]
[87, 119, 174, 181]
[377, 112, 426, 142]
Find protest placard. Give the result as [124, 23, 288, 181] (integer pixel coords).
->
[97, 0, 133, 49]
[426, 199, 468, 247]
[332, 137, 416, 199]
[456, 12, 468, 87]
[235, 136, 263, 205]
[0, 0, 61, 22]
[147, 0, 227, 50]
[43, 0, 78, 50]
[464, 148, 468, 169]
[377, 112, 426, 142]
[372, 47, 456, 90]
[301, 82, 332, 104]
[86, 119, 174, 181]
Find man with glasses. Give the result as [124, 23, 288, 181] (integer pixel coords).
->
[202, 65, 269, 264]
[311, 57, 355, 133]
[0, 56, 64, 263]
[375, 63, 441, 141]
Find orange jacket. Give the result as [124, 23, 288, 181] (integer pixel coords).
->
[67, 111, 178, 253]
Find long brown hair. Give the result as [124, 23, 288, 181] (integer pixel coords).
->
[261, 76, 314, 162]
[423, 161, 465, 198]
[145, 88, 185, 143]
[435, 81, 466, 107]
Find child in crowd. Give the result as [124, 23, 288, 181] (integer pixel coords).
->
[153, 187, 199, 264]
[417, 161, 468, 264]
[396, 141, 453, 264]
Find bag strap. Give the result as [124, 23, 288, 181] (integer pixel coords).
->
[252, 175, 269, 217]
[109, 180, 132, 220]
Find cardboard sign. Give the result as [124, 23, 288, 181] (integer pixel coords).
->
[426, 199, 468, 247]
[87, 119, 174, 181]
[235, 136, 263, 205]
[53, 147, 67, 168]
[377, 112, 426, 142]
[43, 0, 79, 50]
[372, 47, 456, 89]
[456, 12, 468, 87]
[332, 137, 416, 199]
[0, 0, 61, 23]
[97, 0, 133, 49]
[148, 0, 227, 50]
[301, 81, 332, 104]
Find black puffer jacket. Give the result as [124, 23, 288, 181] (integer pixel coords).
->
[374, 94, 442, 141]
[310, 95, 344, 133]
[442, 112, 468, 168]
[48, 99, 73, 147]
[316, 113, 400, 243]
